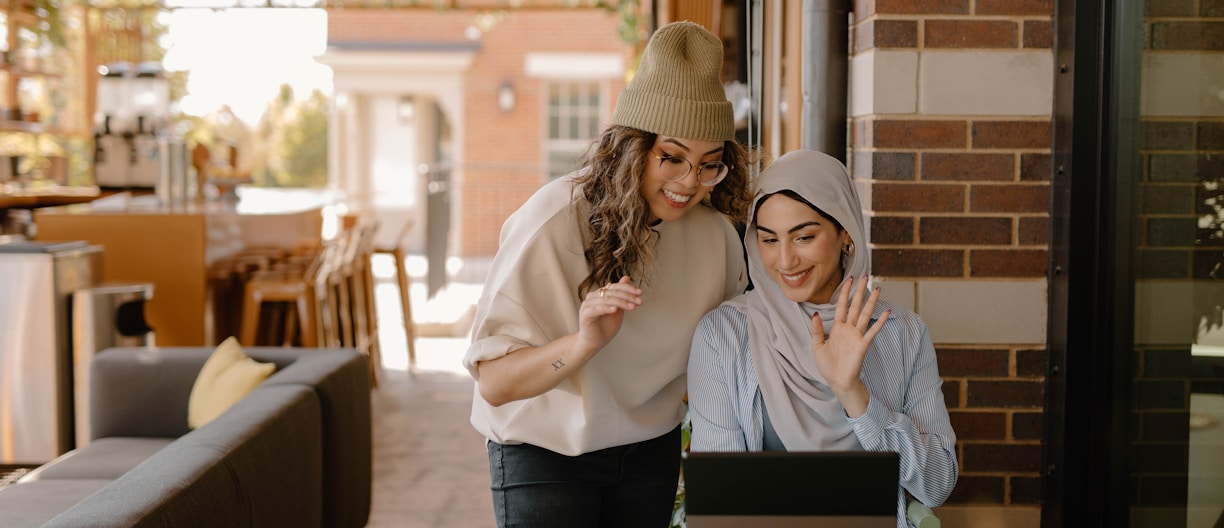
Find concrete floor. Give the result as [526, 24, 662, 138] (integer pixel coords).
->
[366, 256, 494, 528]
[366, 350, 493, 528]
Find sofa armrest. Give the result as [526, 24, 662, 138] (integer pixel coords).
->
[89, 348, 213, 439]
[248, 347, 372, 528]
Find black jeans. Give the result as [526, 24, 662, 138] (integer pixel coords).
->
[486, 424, 682, 528]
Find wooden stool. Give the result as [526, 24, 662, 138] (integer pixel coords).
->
[372, 218, 418, 370]
[207, 250, 281, 345]
[339, 216, 382, 386]
[239, 246, 332, 348]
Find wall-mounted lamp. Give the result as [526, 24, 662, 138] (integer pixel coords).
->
[398, 95, 416, 123]
[498, 82, 515, 113]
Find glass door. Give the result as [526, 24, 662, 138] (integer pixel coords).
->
[1127, 2, 1224, 526]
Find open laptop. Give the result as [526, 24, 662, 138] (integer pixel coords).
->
[683, 450, 900, 528]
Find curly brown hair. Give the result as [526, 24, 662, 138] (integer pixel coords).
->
[570, 125, 753, 299]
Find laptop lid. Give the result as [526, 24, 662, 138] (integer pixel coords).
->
[683, 450, 899, 528]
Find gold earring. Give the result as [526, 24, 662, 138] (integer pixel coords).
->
[842, 241, 855, 256]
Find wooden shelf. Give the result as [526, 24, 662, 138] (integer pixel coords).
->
[0, 185, 99, 209]
[0, 0, 38, 10]
[0, 119, 47, 133]
[7, 9, 37, 25]
[0, 1, 88, 184]
[0, 64, 62, 78]
[0, 121, 73, 135]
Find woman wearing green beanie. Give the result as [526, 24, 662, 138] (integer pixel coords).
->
[461, 20, 752, 527]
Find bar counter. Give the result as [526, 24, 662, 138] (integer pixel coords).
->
[33, 189, 334, 346]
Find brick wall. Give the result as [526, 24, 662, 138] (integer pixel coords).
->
[849, 0, 1053, 515]
[459, 11, 626, 258]
[327, 8, 474, 41]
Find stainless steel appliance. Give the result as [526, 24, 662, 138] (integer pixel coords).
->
[71, 282, 153, 448]
[0, 240, 100, 465]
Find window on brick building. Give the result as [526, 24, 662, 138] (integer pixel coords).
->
[545, 80, 602, 180]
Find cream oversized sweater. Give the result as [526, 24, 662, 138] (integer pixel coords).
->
[463, 174, 747, 456]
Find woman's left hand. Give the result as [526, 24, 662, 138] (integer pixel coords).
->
[810, 276, 890, 404]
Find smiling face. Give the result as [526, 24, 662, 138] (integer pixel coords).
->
[755, 193, 851, 304]
[639, 136, 726, 223]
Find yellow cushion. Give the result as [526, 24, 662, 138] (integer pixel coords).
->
[187, 336, 276, 429]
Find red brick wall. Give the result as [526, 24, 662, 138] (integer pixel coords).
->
[862, 119, 1052, 279]
[329, 9, 628, 257]
[461, 11, 627, 258]
[938, 346, 1047, 504]
[327, 8, 474, 40]
[851, 0, 1054, 508]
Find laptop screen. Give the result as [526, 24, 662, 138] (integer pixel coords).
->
[683, 450, 899, 528]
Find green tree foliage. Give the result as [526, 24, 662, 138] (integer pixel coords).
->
[177, 84, 327, 189]
[264, 86, 328, 188]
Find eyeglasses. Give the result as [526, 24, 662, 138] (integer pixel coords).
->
[651, 151, 729, 186]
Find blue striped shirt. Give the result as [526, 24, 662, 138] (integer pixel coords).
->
[687, 301, 959, 527]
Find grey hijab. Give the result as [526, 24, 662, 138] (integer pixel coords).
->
[724, 150, 869, 451]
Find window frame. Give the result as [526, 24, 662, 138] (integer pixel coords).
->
[543, 79, 606, 181]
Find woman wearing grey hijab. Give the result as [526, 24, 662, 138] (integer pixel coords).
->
[687, 150, 958, 525]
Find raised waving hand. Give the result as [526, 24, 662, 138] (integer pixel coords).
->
[810, 276, 890, 417]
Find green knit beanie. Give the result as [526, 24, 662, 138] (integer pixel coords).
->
[611, 21, 734, 142]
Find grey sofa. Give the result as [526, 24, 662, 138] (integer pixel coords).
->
[0, 346, 372, 528]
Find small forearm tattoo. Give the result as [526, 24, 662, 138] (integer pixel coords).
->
[551, 359, 565, 371]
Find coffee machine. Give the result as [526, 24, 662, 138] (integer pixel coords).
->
[93, 62, 182, 191]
